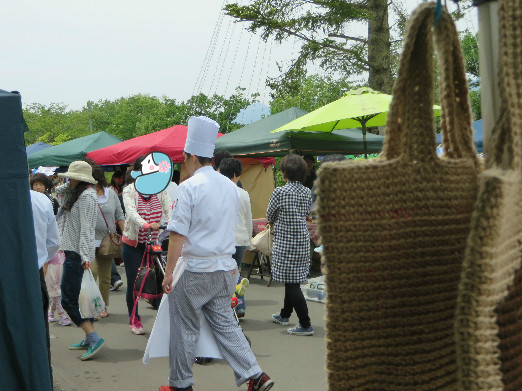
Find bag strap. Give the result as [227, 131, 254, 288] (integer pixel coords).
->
[98, 204, 112, 232]
[382, 3, 477, 163]
[98, 204, 122, 246]
[139, 245, 154, 269]
[487, 0, 522, 171]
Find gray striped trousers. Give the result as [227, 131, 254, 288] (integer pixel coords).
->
[168, 269, 262, 388]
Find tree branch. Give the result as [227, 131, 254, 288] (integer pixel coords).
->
[328, 33, 367, 43]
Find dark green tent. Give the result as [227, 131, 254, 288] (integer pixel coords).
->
[215, 107, 384, 157]
[28, 131, 122, 168]
[0, 90, 52, 390]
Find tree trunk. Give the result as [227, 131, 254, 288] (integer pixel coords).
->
[367, 0, 393, 94]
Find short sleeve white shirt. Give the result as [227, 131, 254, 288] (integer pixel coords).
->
[167, 166, 239, 272]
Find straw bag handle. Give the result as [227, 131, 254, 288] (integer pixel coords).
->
[487, 0, 522, 171]
[382, 3, 476, 162]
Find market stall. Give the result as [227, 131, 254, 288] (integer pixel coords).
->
[28, 131, 122, 168]
[87, 125, 276, 219]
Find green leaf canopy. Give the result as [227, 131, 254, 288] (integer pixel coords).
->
[28, 131, 122, 168]
[215, 107, 384, 157]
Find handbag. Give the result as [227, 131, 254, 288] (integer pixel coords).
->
[455, 0, 522, 389]
[131, 245, 164, 324]
[316, 4, 480, 391]
[251, 223, 273, 256]
[98, 205, 122, 257]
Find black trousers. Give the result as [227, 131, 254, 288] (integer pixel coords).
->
[40, 268, 53, 388]
[280, 283, 311, 329]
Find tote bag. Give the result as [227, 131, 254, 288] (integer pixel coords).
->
[316, 4, 480, 391]
[251, 224, 273, 256]
[455, 0, 522, 389]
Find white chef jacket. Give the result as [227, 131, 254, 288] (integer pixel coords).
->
[30, 190, 60, 269]
[167, 166, 239, 272]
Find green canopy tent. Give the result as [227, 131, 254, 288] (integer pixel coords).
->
[215, 107, 384, 158]
[28, 131, 122, 168]
[0, 90, 52, 390]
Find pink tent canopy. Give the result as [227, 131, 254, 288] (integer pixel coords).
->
[87, 125, 195, 165]
[87, 125, 274, 168]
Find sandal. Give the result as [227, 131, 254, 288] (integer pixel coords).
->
[99, 310, 109, 318]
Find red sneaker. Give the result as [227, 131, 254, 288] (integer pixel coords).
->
[158, 386, 193, 391]
[248, 372, 274, 391]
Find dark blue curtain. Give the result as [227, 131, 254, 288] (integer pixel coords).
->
[0, 90, 52, 390]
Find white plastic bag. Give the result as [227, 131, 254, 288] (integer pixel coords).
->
[79, 269, 105, 318]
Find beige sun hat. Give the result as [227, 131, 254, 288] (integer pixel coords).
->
[58, 161, 97, 184]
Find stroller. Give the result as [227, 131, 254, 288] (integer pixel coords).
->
[156, 229, 251, 365]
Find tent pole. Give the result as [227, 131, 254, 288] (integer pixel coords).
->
[361, 121, 368, 159]
[476, 0, 500, 152]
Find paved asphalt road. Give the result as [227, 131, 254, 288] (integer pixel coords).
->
[51, 265, 327, 391]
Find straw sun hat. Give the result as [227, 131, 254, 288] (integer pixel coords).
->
[58, 161, 97, 184]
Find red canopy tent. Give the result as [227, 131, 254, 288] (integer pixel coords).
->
[87, 125, 195, 165]
[87, 125, 274, 168]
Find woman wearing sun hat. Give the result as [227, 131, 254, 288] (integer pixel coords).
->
[56, 160, 106, 361]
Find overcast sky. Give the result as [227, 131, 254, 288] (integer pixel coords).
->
[1, 0, 477, 110]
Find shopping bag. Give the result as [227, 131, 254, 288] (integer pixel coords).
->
[79, 269, 106, 318]
[316, 4, 480, 391]
[455, 0, 522, 388]
[251, 224, 273, 256]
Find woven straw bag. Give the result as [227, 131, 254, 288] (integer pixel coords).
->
[455, 0, 522, 389]
[316, 4, 481, 391]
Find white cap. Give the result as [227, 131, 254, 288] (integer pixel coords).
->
[184, 116, 219, 158]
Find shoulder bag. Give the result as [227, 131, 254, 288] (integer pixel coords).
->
[98, 204, 122, 258]
[455, 0, 522, 388]
[316, 4, 481, 390]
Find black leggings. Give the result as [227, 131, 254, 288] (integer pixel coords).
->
[40, 268, 53, 387]
[280, 283, 311, 329]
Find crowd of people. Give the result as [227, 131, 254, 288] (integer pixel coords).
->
[29, 116, 334, 391]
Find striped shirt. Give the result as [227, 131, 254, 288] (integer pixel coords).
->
[56, 185, 97, 264]
[137, 194, 162, 243]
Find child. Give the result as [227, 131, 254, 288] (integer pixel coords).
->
[30, 174, 71, 326]
[45, 251, 71, 326]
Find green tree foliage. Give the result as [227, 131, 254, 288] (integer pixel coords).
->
[24, 103, 90, 145]
[270, 74, 360, 114]
[23, 90, 257, 146]
[459, 30, 481, 120]
[225, 0, 397, 95]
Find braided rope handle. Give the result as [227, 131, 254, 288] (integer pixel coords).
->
[382, 3, 476, 162]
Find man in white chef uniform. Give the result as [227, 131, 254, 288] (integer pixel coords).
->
[160, 116, 274, 391]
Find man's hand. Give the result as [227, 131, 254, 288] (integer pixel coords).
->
[82, 261, 91, 270]
[162, 273, 174, 294]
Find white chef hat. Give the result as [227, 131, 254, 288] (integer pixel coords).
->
[184, 116, 220, 158]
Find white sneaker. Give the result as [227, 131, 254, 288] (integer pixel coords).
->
[129, 319, 145, 335]
[110, 280, 123, 291]
[58, 315, 72, 326]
